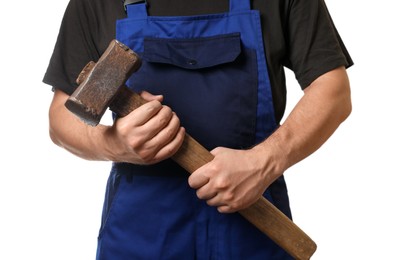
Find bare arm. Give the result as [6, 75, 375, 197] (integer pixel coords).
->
[264, 66, 352, 170]
[49, 89, 186, 164]
[189, 66, 352, 213]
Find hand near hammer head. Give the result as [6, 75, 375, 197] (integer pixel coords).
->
[50, 41, 186, 165]
[104, 91, 186, 164]
[49, 89, 185, 165]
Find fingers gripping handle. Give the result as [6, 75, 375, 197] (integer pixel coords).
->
[67, 40, 317, 260]
[173, 135, 317, 260]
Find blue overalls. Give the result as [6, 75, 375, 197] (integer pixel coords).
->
[96, 0, 293, 259]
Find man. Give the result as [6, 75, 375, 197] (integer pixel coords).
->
[44, 0, 352, 258]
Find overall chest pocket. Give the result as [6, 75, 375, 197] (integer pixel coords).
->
[127, 33, 258, 150]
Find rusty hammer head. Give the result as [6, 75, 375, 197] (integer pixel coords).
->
[65, 40, 141, 126]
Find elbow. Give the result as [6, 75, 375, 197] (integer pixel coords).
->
[325, 66, 353, 124]
[48, 99, 66, 148]
[49, 123, 61, 147]
[48, 89, 69, 148]
[48, 111, 62, 148]
[338, 87, 352, 124]
[338, 74, 353, 124]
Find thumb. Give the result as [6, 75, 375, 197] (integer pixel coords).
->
[140, 91, 164, 102]
[210, 147, 224, 156]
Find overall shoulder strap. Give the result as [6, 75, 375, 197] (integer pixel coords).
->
[123, 0, 148, 17]
[230, 0, 251, 12]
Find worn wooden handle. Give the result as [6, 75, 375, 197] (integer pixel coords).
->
[110, 87, 317, 260]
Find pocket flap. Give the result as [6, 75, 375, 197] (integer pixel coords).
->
[143, 33, 241, 69]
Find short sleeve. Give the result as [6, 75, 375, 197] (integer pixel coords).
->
[42, 0, 102, 95]
[284, 0, 353, 89]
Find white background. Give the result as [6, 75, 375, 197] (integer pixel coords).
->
[0, 0, 401, 259]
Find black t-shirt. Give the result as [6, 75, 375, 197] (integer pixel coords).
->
[43, 0, 353, 123]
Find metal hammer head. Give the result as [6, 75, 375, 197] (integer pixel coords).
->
[65, 40, 141, 126]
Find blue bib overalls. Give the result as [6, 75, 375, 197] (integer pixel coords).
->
[96, 0, 292, 259]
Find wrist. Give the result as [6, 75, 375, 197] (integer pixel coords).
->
[90, 124, 118, 161]
[250, 133, 289, 183]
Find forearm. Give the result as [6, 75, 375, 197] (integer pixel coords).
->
[255, 66, 352, 178]
[49, 89, 113, 161]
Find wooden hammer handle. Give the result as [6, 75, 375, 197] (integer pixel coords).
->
[110, 87, 317, 260]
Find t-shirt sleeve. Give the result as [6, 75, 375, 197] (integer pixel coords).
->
[284, 0, 353, 89]
[43, 0, 101, 95]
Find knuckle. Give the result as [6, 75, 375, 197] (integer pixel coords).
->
[130, 141, 156, 163]
[115, 121, 130, 136]
[206, 200, 215, 206]
[159, 107, 173, 125]
[158, 117, 168, 128]
[214, 178, 229, 190]
[166, 127, 176, 140]
[209, 164, 221, 175]
[171, 115, 181, 129]
[136, 149, 155, 163]
[223, 192, 235, 203]
[149, 100, 162, 109]
[217, 206, 231, 214]
[196, 190, 204, 199]
[230, 201, 240, 211]
[165, 146, 176, 157]
[162, 105, 172, 114]
[128, 137, 143, 150]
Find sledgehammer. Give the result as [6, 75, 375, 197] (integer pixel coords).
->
[65, 39, 317, 260]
